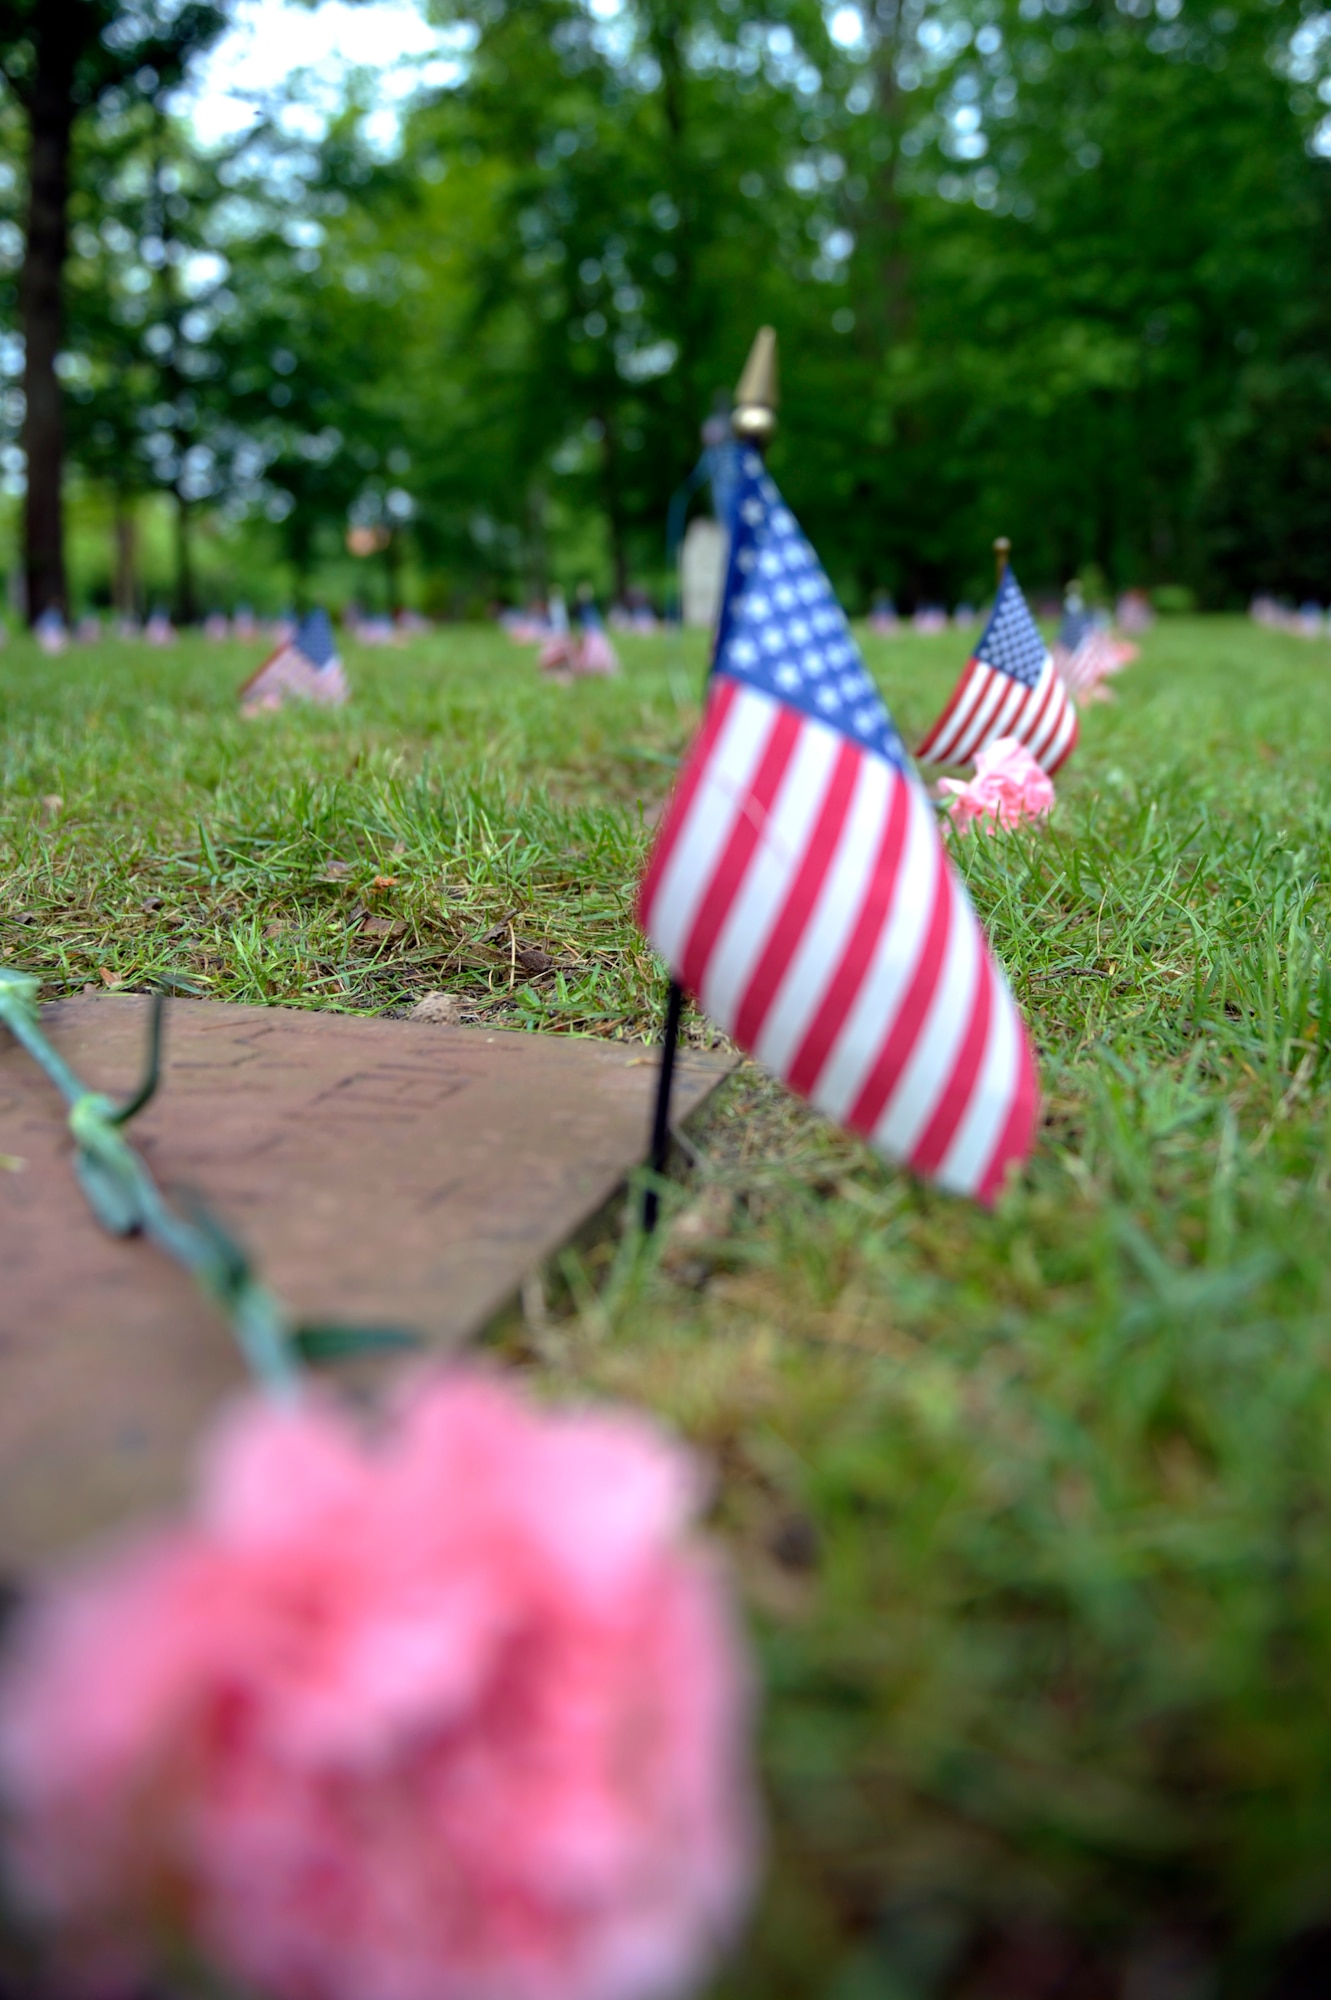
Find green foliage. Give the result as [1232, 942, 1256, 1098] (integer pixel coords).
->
[377, 0, 1331, 606]
[8, 618, 1331, 1985]
[4, 0, 1330, 612]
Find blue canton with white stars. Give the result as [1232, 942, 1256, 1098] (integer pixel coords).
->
[1056, 605, 1090, 651]
[295, 607, 338, 669]
[974, 570, 1049, 689]
[714, 448, 906, 771]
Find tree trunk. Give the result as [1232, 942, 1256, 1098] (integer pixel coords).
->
[113, 491, 137, 618]
[872, 2, 913, 345]
[648, 4, 701, 484]
[20, 41, 76, 625]
[600, 413, 630, 603]
[173, 489, 196, 625]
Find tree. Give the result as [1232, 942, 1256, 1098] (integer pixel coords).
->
[0, 0, 227, 622]
[401, 0, 833, 601]
[10, 0, 1328, 616]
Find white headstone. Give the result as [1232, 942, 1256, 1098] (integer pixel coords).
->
[681, 517, 727, 630]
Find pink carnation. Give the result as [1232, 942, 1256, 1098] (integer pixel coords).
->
[0, 1373, 757, 2000]
[938, 734, 1055, 833]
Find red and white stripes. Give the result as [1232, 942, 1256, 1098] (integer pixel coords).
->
[639, 677, 1038, 1202]
[917, 648, 1078, 775]
[1054, 628, 1136, 701]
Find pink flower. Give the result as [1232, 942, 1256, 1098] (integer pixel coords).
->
[0, 1373, 757, 2000]
[938, 735, 1055, 833]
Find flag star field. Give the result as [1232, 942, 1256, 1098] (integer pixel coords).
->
[974, 575, 1050, 689]
[716, 454, 907, 766]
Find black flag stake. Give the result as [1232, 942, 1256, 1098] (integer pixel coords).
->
[641, 327, 779, 1234]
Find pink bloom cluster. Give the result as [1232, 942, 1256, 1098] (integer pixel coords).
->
[0, 1373, 757, 2000]
[938, 735, 1055, 834]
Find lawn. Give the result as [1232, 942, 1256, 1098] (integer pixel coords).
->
[5, 616, 1331, 1996]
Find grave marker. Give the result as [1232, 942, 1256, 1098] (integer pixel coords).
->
[681, 517, 727, 629]
[0, 997, 733, 1568]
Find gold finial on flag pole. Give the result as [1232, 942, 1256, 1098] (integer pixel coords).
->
[994, 536, 1011, 586]
[732, 327, 779, 449]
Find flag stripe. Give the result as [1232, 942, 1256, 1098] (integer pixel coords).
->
[910, 945, 995, 1174]
[939, 669, 1002, 765]
[917, 664, 989, 765]
[938, 963, 1020, 1194]
[811, 783, 941, 1120]
[977, 1032, 1039, 1203]
[700, 721, 843, 1029]
[950, 668, 1027, 764]
[239, 614, 349, 712]
[640, 680, 770, 965]
[784, 776, 914, 1098]
[845, 846, 954, 1132]
[870, 870, 980, 1157]
[732, 734, 862, 1049]
[676, 702, 804, 992]
[1017, 658, 1061, 757]
[637, 678, 740, 935]
[1041, 700, 1079, 774]
[751, 757, 894, 1076]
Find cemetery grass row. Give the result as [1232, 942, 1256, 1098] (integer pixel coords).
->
[7, 618, 1331, 1986]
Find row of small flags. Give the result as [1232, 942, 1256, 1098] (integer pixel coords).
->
[21, 605, 433, 655]
[238, 604, 426, 714]
[638, 447, 1144, 1207]
[27, 477, 1136, 1207]
[23, 605, 402, 714]
[21, 607, 350, 709]
[1050, 592, 1140, 702]
[502, 590, 623, 678]
[29, 608, 182, 653]
[1251, 595, 1331, 639]
[868, 588, 1154, 640]
[501, 591, 660, 642]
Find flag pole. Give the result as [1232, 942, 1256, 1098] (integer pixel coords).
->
[994, 536, 1011, 587]
[642, 327, 779, 1234]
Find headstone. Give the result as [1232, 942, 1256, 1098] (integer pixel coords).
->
[681, 518, 727, 630]
[34, 608, 67, 655]
[0, 997, 733, 1570]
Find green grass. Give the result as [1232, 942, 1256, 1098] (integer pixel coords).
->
[7, 616, 1331, 1995]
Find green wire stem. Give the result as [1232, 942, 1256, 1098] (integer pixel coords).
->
[0, 967, 301, 1399]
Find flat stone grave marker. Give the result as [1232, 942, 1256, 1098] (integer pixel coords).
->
[681, 516, 727, 629]
[0, 997, 733, 1572]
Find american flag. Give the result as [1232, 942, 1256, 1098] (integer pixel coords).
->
[916, 569, 1078, 774]
[637, 450, 1038, 1203]
[1053, 613, 1136, 700]
[239, 608, 349, 715]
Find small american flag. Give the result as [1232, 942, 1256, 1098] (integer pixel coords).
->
[917, 569, 1078, 774]
[239, 608, 349, 715]
[1053, 614, 1136, 701]
[638, 449, 1038, 1203]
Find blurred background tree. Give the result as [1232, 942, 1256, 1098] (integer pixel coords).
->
[0, 0, 1328, 617]
[0, 0, 230, 621]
